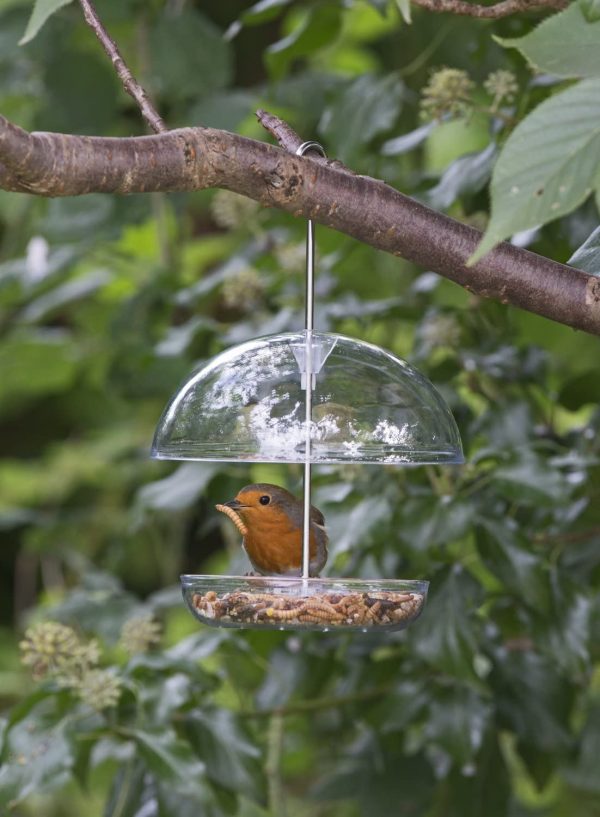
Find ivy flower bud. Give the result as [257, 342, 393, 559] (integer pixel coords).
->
[484, 69, 518, 110]
[211, 190, 260, 230]
[119, 614, 161, 655]
[20, 622, 82, 680]
[420, 68, 475, 121]
[76, 669, 123, 711]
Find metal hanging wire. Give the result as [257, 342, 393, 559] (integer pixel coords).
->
[295, 140, 327, 580]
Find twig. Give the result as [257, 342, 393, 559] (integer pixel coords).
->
[256, 109, 355, 177]
[257, 109, 305, 155]
[410, 0, 568, 18]
[240, 684, 393, 719]
[77, 0, 166, 133]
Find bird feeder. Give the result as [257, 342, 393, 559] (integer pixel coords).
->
[152, 142, 463, 632]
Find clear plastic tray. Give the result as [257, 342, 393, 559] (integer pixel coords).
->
[181, 575, 428, 632]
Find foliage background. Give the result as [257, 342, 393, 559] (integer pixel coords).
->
[1, 1, 599, 815]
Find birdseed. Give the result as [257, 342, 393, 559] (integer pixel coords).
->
[191, 588, 424, 630]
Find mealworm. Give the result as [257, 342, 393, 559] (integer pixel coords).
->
[215, 504, 248, 536]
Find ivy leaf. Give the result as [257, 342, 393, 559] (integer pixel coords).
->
[150, 11, 232, 99]
[568, 224, 600, 274]
[497, 4, 600, 78]
[126, 728, 206, 798]
[424, 687, 492, 767]
[240, 0, 292, 27]
[0, 709, 75, 808]
[396, 0, 412, 24]
[580, 0, 600, 22]
[185, 709, 263, 798]
[266, 4, 342, 80]
[470, 79, 600, 264]
[412, 567, 483, 682]
[134, 463, 220, 515]
[381, 122, 434, 156]
[562, 702, 600, 792]
[319, 73, 403, 161]
[490, 650, 573, 755]
[0, 331, 78, 415]
[475, 520, 550, 613]
[19, 0, 73, 45]
[427, 143, 496, 210]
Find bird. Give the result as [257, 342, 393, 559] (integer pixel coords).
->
[216, 483, 328, 577]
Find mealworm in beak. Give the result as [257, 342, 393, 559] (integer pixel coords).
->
[215, 504, 248, 536]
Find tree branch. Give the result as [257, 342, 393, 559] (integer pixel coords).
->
[1, 113, 599, 336]
[78, 0, 166, 134]
[410, 0, 569, 18]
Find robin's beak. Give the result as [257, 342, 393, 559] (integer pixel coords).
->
[224, 498, 247, 510]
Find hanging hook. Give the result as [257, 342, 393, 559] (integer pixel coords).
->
[295, 141, 326, 580]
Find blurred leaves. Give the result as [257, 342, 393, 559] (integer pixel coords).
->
[319, 73, 403, 161]
[1, 1, 600, 815]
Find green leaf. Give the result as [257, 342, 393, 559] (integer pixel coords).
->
[19, 0, 73, 45]
[497, 4, 600, 78]
[0, 331, 78, 415]
[381, 122, 434, 155]
[492, 451, 568, 506]
[21, 270, 112, 323]
[427, 143, 496, 210]
[126, 728, 206, 797]
[103, 761, 150, 817]
[266, 4, 342, 80]
[413, 567, 483, 682]
[490, 649, 573, 755]
[558, 370, 600, 409]
[568, 224, 600, 274]
[533, 573, 591, 675]
[470, 79, 600, 264]
[0, 708, 75, 808]
[475, 520, 550, 612]
[319, 73, 403, 161]
[436, 735, 510, 817]
[396, 0, 412, 24]
[150, 11, 232, 99]
[580, 0, 600, 22]
[135, 463, 220, 515]
[424, 687, 492, 767]
[240, 0, 292, 26]
[185, 709, 263, 798]
[563, 702, 600, 792]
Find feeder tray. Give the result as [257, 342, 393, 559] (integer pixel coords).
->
[152, 141, 462, 632]
[182, 576, 428, 633]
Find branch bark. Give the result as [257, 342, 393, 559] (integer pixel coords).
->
[410, 0, 569, 18]
[1, 113, 599, 336]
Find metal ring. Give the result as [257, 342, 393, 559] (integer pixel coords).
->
[296, 140, 327, 158]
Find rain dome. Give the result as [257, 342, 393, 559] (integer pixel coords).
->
[152, 330, 464, 466]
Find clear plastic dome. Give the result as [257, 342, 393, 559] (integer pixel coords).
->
[152, 331, 463, 465]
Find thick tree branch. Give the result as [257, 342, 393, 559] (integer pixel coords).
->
[78, 0, 166, 134]
[1, 114, 599, 336]
[410, 0, 568, 18]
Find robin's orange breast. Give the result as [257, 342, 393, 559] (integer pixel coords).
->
[243, 517, 318, 574]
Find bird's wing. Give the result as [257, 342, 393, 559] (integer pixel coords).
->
[310, 505, 326, 529]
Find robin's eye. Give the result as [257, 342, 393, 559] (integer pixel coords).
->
[259, 495, 271, 505]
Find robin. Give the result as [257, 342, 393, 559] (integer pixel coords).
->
[216, 483, 328, 577]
